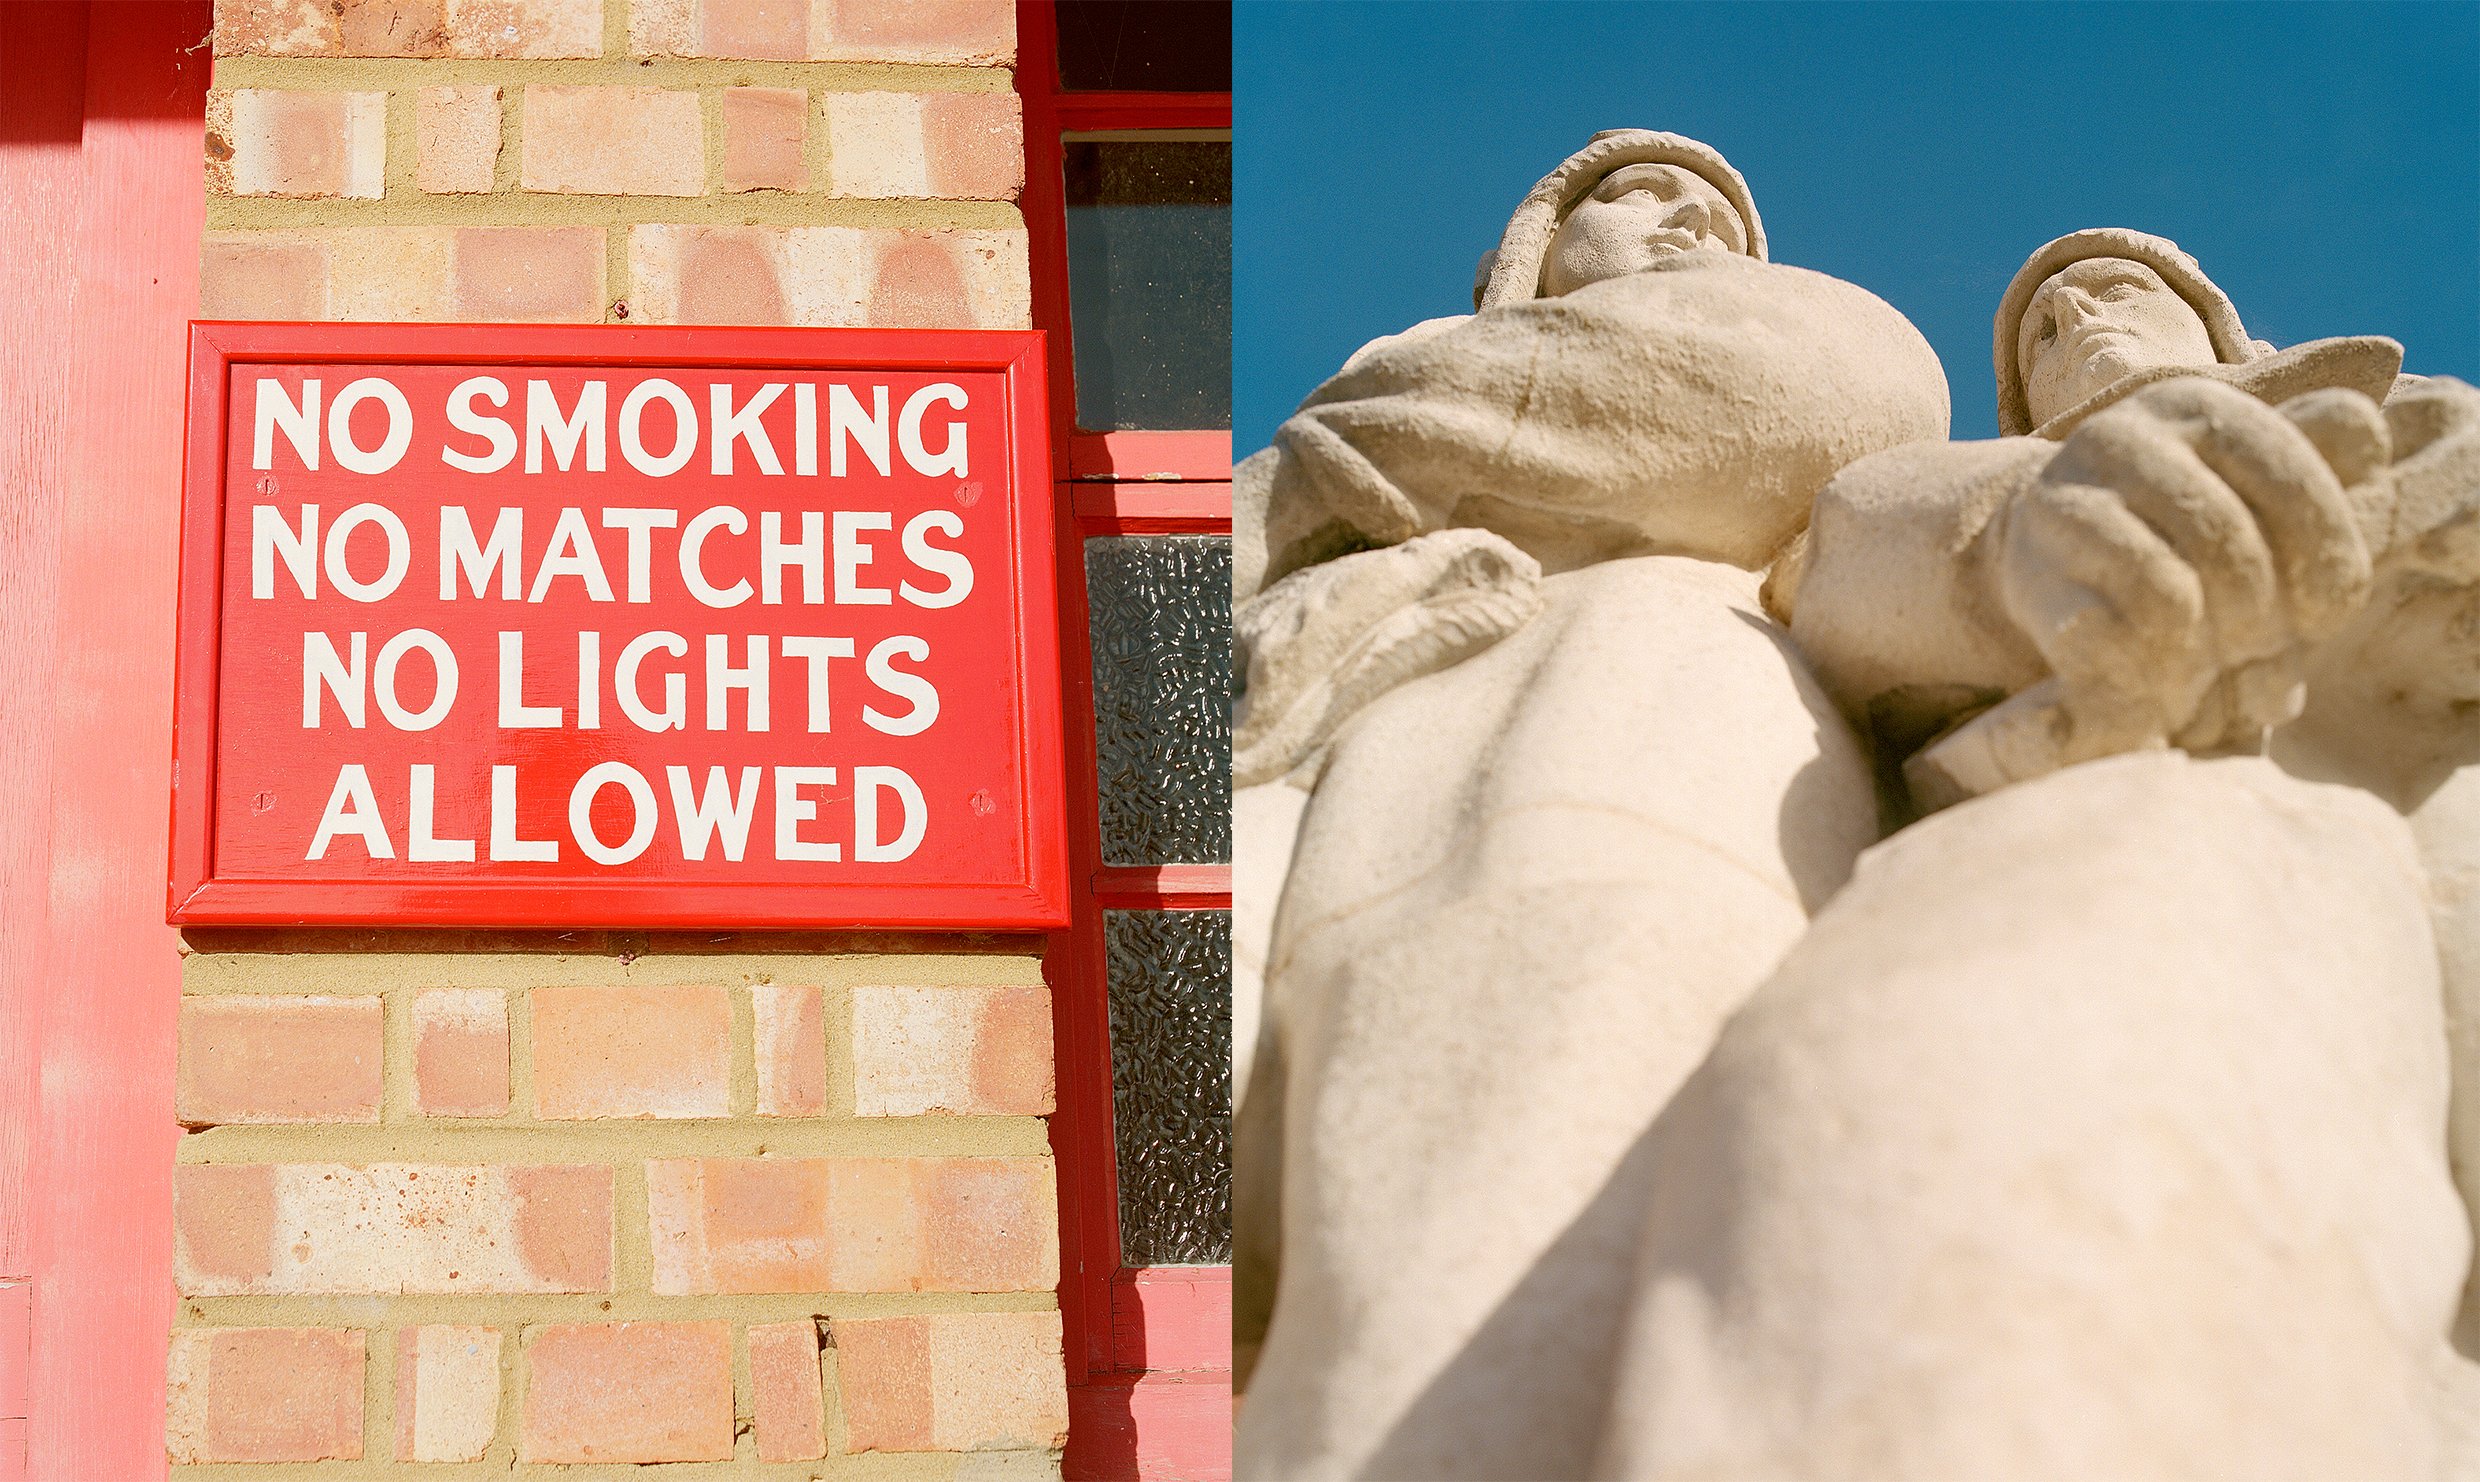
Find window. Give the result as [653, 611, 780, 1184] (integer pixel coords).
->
[1017, 5, 1232, 1478]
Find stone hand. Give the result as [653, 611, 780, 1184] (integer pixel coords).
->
[1998, 378, 2377, 753]
[1910, 379, 2381, 808]
[2374, 376, 2480, 581]
[2287, 377, 2480, 787]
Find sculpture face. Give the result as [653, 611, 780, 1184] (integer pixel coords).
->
[1539, 162, 1748, 297]
[2018, 257, 2217, 425]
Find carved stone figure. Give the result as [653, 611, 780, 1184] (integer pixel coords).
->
[1590, 228, 2480, 1480]
[1232, 131, 1947, 1480]
[1237, 131, 2480, 1480]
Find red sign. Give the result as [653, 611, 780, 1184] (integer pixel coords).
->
[171, 323, 1069, 929]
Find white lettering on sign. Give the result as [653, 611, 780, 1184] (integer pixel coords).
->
[441, 507, 522, 599]
[669, 765, 759, 862]
[326, 503, 410, 602]
[442, 377, 517, 474]
[898, 383, 969, 478]
[290, 759, 935, 866]
[408, 764, 475, 862]
[526, 380, 604, 474]
[328, 378, 413, 475]
[252, 374, 973, 479]
[231, 368, 985, 881]
[256, 378, 322, 470]
[711, 383, 785, 476]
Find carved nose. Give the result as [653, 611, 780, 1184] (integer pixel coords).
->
[1661, 196, 1711, 241]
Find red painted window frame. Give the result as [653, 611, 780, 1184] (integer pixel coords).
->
[1016, 8, 1235, 1480]
[167, 321, 1072, 933]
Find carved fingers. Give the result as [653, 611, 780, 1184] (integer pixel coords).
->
[2380, 376, 2480, 581]
[1997, 378, 2380, 760]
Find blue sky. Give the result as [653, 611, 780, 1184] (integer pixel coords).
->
[1234, 0, 2480, 449]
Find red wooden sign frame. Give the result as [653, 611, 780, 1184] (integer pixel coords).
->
[169, 321, 1071, 931]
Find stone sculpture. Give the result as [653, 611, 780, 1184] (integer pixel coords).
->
[1597, 231, 2480, 1480]
[1235, 131, 2480, 1481]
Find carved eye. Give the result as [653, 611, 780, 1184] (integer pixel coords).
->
[2103, 284, 2137, 301]
[2036, 316, 2056, 345]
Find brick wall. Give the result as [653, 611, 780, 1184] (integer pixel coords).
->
[182, 2, 1062, 1473]
[202, 0, 1029, 331]
[173, 933, 1065, 1473]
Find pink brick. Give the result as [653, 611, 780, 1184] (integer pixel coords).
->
[201, 235, 331, 319]
[520, 1322, 733, 1463]
[815, 0, 1014, 64]
[177, 995, 382, 1125]
[166, 1327, 364, 1463]
[836, 1311, 1066, 1453]
[868, 232, 980, 327]
[174, 1162, 612, 1295]
[630, 0, 1010, 66]
[532, 984, 732, 1118]
[703, 0, 807, 59]
[920, 1156, 1061, 1291]
[416, 84, 501, 193]
[754, 982, 827, 1116]
[646, 1156, 1056, 1294]
[451, 225, 606, 322]
[749, 1320, 827, 1461]
[851, 984, 1052, 1116]
[413, 988, 510, 1116]
[628, 224, 1029, 329]
[632, 224, 790, 324]
[207, 89, 386, 198]
[721, 86, 808, 192]
[824, 91, 1018, 200]
[522, 85, 704, 197]
[921, 91, 1023, 200]
[970, 987, 1054, 1112]
[395, 1325, 501, 1462]
[215, 0, 601, 59]
[172, 1163, 277, 1287]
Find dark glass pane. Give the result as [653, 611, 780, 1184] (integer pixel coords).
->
[1056, 1, 1231, 92]
[1103, 908, 1232, 1266]
[1063, 139, 1231, 431]
[1084, 536, 1232, 866]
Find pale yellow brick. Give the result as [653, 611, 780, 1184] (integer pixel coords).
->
[416, 85, 501, 194]
[174, 1162, 612, 1295]
[851, 984, 1052, 1116]
[395, 1325, 501, 1462]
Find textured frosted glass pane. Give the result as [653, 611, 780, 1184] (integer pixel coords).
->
[1083, 536, 1232, 866]
[1104, 908, 1232, 1266]
[1056, 1, 1231, 91]
[1063, 139, 1231, 430]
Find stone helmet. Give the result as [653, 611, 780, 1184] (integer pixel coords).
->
[1992, 227, 2267, 436]
[1473, 129, 1767, 310]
